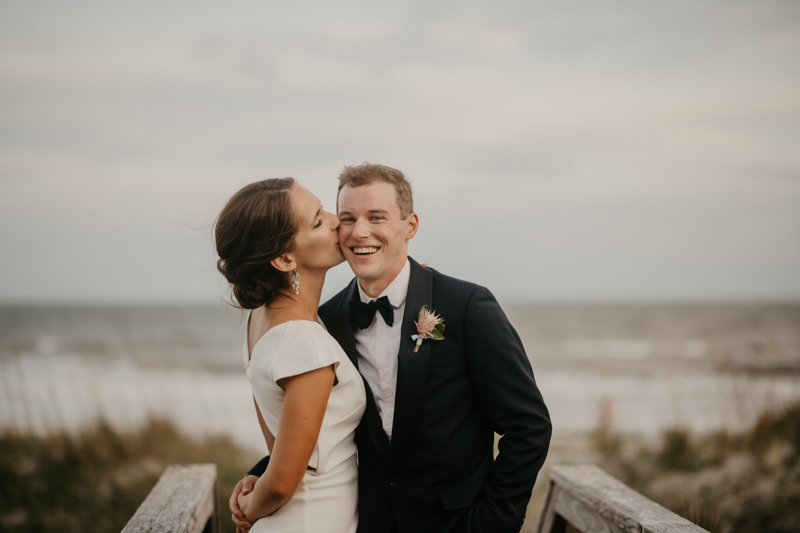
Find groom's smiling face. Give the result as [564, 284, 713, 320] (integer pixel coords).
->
[337, 181, 418, 297]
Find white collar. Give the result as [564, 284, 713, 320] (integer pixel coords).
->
[357, 258, 411, 308]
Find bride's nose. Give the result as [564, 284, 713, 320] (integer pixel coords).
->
[327, 211, 341, 230]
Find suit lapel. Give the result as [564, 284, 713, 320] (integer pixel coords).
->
[330, 278, 360, 370]
[330, 277, 391, 463]
[390, 257, 433, 463]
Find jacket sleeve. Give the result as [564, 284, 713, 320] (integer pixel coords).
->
[463, 286, 551, 532]
[247, 455, 270, 477]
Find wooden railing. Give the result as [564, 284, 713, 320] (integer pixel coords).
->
[122, 462, 708, 533]
[536, 465, 709, 533]
[121, 464, 217, 533]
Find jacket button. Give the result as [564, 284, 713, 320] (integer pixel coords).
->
[389, 478, 399, 487]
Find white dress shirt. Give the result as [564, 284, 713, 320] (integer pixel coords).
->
[354, 258, 410, 440]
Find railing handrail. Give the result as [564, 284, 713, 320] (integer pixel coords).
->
[126, 462, 706, 533]
[121, 463, 217, 533]
[536, 464, 709, 533]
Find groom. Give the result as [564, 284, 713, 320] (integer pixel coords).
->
[232, 163, 551, 533]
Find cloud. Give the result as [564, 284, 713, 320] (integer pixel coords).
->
[1, 0, 799, 302]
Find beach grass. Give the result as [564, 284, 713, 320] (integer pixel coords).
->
[2, 402, 798, 532]
[0, 419, 258, 533]
[595, 401, 800, 532]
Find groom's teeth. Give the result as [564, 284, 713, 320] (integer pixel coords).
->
[353, 247, 379, 255]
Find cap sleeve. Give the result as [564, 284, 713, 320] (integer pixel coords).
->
[271, 321, 341, 384]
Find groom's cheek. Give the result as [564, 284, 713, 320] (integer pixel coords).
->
[337, 224, 350, 245]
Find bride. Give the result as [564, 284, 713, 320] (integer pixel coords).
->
[215, 178, 366, 533]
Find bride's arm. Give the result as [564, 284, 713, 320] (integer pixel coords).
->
[238, 365, 335, 521]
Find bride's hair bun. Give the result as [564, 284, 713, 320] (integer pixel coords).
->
[215, 178, 297, 309]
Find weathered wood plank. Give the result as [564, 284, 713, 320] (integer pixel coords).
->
[642, 526, 715, 533]
[544, 465, 709, 533]
[536, 480, 558, 533]
[551, 483, 629, 533]
[121, 463, 217, 533]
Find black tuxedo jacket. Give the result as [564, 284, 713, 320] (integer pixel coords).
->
[249, 258, 551, 533]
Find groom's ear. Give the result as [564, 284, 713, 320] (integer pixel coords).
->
[405, 212, 419, 240]
[270, 254, 296, 273]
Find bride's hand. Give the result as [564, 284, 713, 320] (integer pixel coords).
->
[231, 476, 255, 531]
[238, 489, 253, 520]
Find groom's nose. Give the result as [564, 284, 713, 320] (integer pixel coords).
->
[351, 218, 371, 239]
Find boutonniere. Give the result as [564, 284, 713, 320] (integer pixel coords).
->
[411, 305, 445, 352]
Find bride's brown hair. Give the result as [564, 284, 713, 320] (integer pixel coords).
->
[215, 178, 297, 309]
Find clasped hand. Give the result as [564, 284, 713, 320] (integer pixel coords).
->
[230, 475, 258, 533]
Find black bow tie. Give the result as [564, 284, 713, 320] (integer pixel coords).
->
[350, 296, 394, 330]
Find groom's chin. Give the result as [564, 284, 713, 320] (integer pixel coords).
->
[343, 256, 362, 275]
[346, 261, 369, 278]
[345, 257, 377, 279]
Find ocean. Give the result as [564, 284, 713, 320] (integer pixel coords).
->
[1, 303, 799, 453]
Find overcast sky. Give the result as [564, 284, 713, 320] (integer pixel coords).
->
[1, 0, 799, 304]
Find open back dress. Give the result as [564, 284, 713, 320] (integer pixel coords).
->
[243, 319, 366, 533]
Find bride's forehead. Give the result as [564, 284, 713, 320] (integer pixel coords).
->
[291, 186, 320, 218]
[291, 185, 318, 205]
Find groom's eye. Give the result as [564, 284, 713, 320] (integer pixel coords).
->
[340, 217, 355, 224]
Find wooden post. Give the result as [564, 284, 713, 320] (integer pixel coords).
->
[535, 465, 709, 533]
[121, 464, 217, 533]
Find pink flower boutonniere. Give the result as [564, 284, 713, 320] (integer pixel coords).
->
[411, 305, 445, 352]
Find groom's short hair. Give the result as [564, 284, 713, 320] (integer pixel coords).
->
[337, 163, 413, 219]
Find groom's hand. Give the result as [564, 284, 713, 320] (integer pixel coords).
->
[230, 475, 258, 530]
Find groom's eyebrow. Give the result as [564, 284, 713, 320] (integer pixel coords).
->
[337, 208, 389, 217]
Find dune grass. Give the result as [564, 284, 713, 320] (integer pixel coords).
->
[595, 402, 800, 532]
[0, 419, 257, 533]
[2, 403, 798, 533]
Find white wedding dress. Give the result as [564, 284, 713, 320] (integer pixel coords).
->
[243, 319, 366, 533]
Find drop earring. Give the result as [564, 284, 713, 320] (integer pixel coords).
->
[291, 269, 300, 295]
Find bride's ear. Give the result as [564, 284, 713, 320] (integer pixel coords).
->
[270, 254, 296, 274]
